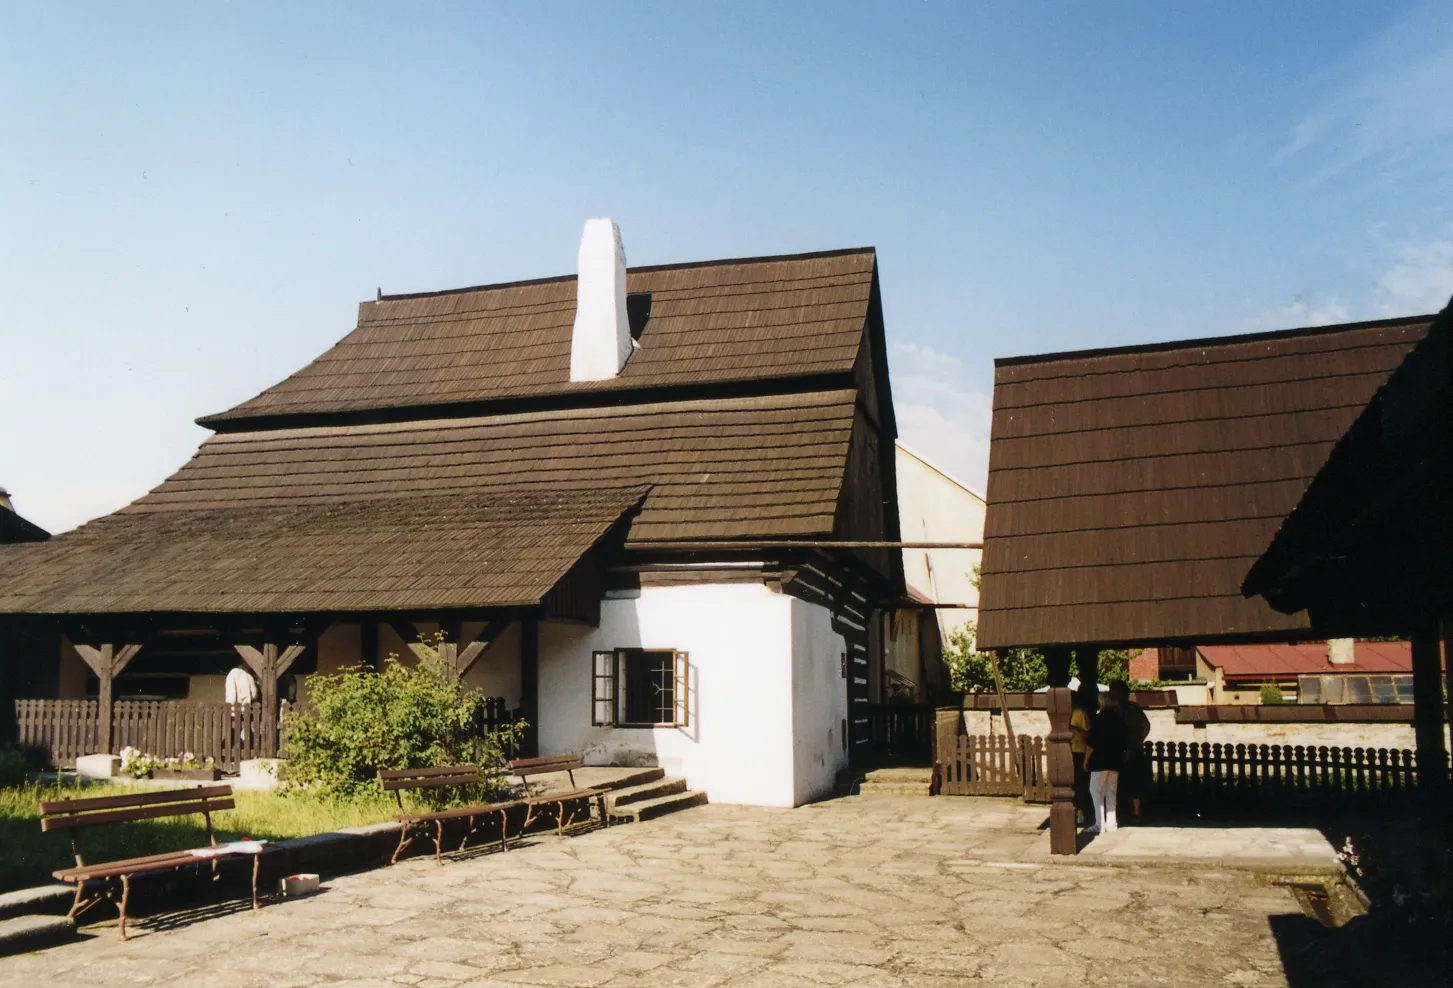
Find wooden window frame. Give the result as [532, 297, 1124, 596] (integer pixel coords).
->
[590, 648, 688, 728]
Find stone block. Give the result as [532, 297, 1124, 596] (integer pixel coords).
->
[236, 758, 283, 789]
[74, 753, 120, 779]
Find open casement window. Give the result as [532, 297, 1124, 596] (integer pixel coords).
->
[591, 648, 688, 728]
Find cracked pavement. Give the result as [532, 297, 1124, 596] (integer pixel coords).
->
[0, 797, 1304, 987]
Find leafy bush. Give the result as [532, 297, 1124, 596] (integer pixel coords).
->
[0, 749, 29, 789]
[1260, 683, 1286, 705]
[944, 625, 1047, 692]
[281, 635, 525, 804]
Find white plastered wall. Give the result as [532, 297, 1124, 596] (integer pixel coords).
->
[537, 582, 847, 807]
[895, 442, 985, 638]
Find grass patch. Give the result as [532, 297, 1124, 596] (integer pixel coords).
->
[0, 780, 399, 894]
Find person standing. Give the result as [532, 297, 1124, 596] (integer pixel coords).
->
[225, 663, 260, 744]
[1109, 680, 1151, 821]
[1070, 684, 1095, 827]
[1082, 690, 1127, 835]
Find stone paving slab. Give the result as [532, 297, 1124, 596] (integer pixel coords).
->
[0, 796, 1312, 987]
[1073, 825, 1342, 874]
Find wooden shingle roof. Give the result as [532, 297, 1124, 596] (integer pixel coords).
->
[0, 488, 645, 615]
[134, 390, 859, 544]
[200, 248, 877, 428]
[975, 315, 1431, 649]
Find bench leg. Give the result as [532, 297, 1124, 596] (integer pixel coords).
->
[251, 854, 261, 911]
[459, 814, 475, 853]
[390, 820, 418, 865]
[433, 820, 445, 866]
[117, 875, 131, 941]
[500, 811, 510, 852]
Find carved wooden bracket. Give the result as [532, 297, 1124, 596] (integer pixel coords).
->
[74, 643, 141, 755]
[404, 619, 511, 679]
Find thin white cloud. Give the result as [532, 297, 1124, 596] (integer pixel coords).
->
[1242, 297, 1351, 333]
[1373, 240, 1453, 316]
[889, 342, 991, 494]
[1277, 4, 1453, 180]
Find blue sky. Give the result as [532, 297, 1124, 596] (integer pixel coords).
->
[3, 2, 1452, 533]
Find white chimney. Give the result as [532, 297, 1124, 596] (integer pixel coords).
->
[569, 218, 632, 382]
[1328, 638, 1356, 665]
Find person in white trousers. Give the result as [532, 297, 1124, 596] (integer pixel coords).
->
[1082, 690, 1129, 835]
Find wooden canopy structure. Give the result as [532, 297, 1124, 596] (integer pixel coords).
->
[1244, 295, 1453, 799]
[0, 245, 905, 757]
[974, 310, 1446, 851]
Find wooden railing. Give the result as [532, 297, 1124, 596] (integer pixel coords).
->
[933, 733, 1424, 811]
[936, 734, 1049, 801]
[865, 703, 934, 763]
[15, 695, 523, 773]
[1146, 740, 1420, 809]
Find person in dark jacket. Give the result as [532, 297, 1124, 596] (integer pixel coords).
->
[1109, 680, 1151, 820]
[1082, 692, 1127, 834]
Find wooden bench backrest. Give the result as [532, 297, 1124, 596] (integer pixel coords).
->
[39, 784, 235, 833]
[507, 754, 584, 787]
[377, 765, 481, 792]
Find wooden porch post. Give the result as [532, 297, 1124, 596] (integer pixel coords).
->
[73, 644, 141, 754]
[235, 643, 306, 758]
[1043, 647, 1072, 689]
[1073, 647, 1098, 693]
[1409, 624, 1449, 797]
[1045, 685, 1077, 854]
[520, 617, 539, 757]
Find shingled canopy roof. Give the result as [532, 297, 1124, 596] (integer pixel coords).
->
[975, 314, 1431, 650]
[200, 248, 878, 429]
[1243, 298, 1453, 635]
[0, 487, 645, 616]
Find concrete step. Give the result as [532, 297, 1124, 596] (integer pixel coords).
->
[0, 885, 72, 921]
[837, 766, 933, 797]
[608, 788, 708, 823]
[598, 767, 666, 791]
[605, 776, 687, 809]
[0, 914, 76, 956]
[857, 783, 932, 797]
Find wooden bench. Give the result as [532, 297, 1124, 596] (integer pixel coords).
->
[377, 765, 522, 865]
[507, 754, 608, 836]
[40, 784, 265, 940]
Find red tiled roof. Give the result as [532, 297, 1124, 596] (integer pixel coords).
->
[1197, 642, 1412, 683]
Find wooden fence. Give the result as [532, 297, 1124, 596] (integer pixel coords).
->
[1146, 740, 1420, 810]
[936, 734, 1049, 801]
[865, 704, 934, 763]
[933, 734, 1424, 811]
[15, 695, 524, 773]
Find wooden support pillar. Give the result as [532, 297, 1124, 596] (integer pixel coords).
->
[361, 621, 379, 672]
[406, 619, 509, 680]
[235, 643, 306, 758]
[1045, 685, 1077, 855]
[1073, 647, 1099, 693]
[1043, 647, 1072, 689]
[1410, 624, 1449, 797]
[520, 617, 539, 757]
[73, 644, 141, 754]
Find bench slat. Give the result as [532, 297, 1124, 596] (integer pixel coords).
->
[54, 850, 206, 881]
[524, 788, 602, 804]
[508, 755, 584, 772]
[398, 800, 521, 824]
[39, 784, 233, 817]
[378, 765, 479, 781]
[381, 774, 481, 792]
[41, 797, 236, 832]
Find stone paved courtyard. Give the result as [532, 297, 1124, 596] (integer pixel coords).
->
[0, 797, 1311, 987]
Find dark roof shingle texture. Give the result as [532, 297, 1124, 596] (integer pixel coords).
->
[0, 488, 645, 615]
[136, 390, 858, 543]
[975, 316, 1431, 649]
[201, 249, 876, 426]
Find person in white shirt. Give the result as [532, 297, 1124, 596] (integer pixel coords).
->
[225, 665, 260, 705]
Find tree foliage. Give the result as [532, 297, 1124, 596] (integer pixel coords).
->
[281, 635, 525, 804]
[943, 625, 1047, 693]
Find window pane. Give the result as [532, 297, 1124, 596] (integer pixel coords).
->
[1369, 676, 1396, 704]
[1298, 675, 1321, 704]
[1344, 676, 1372, 704]
[622, 651, 675, 725]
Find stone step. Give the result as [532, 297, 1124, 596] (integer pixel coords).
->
[856, 783, 932, 797]
[598, 767, 667, 791]
[0, 914, 76, 956]
[605, 777, 687, 809]
[608, 788, 708, 823]
[0, 885, 72, 921]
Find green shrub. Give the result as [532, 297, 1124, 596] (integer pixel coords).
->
[0, 749, 30, 789]
[1260, 683, 1286, 705]
[280, 635, 526, 804]
[944, 624, 1047, 692]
